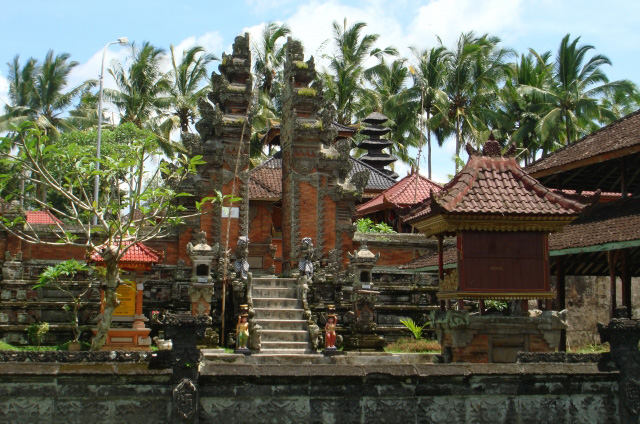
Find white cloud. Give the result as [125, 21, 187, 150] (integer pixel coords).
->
[172, 31, 225, 62]
[0, 75, 9, 109]
[407, 0, 524, 48]
[244, 0, 299, 14]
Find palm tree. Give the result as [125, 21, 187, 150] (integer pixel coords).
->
[322, 19, 397, 125]
[2, 52, 94, 135]
[105, 41, 171, 128]
[599, 82, 640, 124]
[430, 32, 512, 172]
[249, 22, 290, 165]
[362, 58, 420, 166]
[494, 51, 555, 164]
[410, 45, 450, 178]
[166, 45, 218, 133]
[526, 34, 634, 145]
[253, 22, 290, 95]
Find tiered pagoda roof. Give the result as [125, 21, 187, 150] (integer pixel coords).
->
[357, 112, 398, 179]
[355, 171, 442, 217]
[406, 138, 585, 236]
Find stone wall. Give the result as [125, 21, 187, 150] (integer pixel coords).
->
[556, 275, 640, 347]
[0, 360, 619, 423]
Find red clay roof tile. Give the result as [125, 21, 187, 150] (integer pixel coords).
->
[89, 240, 164, 264]
[25, 211, 63, 225]
[355, 172, 441, 216]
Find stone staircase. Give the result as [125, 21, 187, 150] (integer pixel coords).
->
[251, 277, 309, 354]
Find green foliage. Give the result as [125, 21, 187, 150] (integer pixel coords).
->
[0, 122, 228, 350]
[484, 300, 508, 311]
[34, 259, 94, 343]
[399, 318, 428, 340]
[384, 338, 440, 353]
[27, 322, 49, 346]
[356, 217, 396, 233]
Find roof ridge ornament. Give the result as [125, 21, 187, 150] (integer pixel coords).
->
[482, 132, 502, 157]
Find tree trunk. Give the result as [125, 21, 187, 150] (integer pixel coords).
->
[455, 116, 461, 173]
[426, 110, 432, 180]
[90, 260, 120, 351]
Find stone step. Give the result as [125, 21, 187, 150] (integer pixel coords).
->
[251, 349, 309, 355]
[251, 278, 297, 288]
[253, 308, 304, 320]
[260, 329, 309, 343]
[254, 319, 308, 331]
[252, 298, 300, 309]
[251, 287, 296, 299]
[260, 341, 310, 351]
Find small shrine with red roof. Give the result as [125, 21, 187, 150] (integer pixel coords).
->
[406, 137, 585, 363]
[356, 170, 441, 232]
[89, 240, 164, 351]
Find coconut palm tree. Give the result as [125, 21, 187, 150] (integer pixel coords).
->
[105, 41, 171, 128]
[166, 45, 218, 133]
[526, 34, 634, 145]
[410, 45, 450, 178]
[494, 51, 556, 164]
[430, 32, 512, 172]
[253, 22, 290, 96]
[362, 57, 420, 166]
[322, 19, 397, 125]
[249, 22, 291, 165]
[2, 52, 94, 136]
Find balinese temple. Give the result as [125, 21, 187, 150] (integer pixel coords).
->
[90, 240, 164, 351]
[355, 171, 442, 232]
[405, 137, 585, 363]
[357, 112, 398, 179]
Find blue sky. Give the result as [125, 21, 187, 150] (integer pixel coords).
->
[1, 0, 638, 182]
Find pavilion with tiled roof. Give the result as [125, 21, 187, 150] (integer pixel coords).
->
[526, 108, 640, 194]
[355, 171, 441, 232]
[404, 137, 585, 362]
[525, 109, 640, 322]
[405, 137, 584, 303]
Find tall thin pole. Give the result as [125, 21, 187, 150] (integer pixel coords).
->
[93, 38, 128, 225]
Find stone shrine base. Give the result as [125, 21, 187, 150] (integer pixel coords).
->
[435, 310, 567, 363]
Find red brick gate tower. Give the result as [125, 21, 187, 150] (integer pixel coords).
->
[193, 34, 252, 253]
[280, 39, 368, 275]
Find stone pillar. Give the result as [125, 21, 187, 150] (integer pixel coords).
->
[280, 38, 367, 275]
[599, 309, 640, 424]
[192, 34, 252, 257]
[186, 231, 218, 316]
[164, 313, 212, 424]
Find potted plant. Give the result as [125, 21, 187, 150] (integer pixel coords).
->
[34, 259, 97, 351]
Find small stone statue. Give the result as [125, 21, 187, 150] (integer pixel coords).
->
[234, 236, 250, 280]
[298, 237, 314, 278]
[235, 313, 249, 352]
[325, 314, 337, 350]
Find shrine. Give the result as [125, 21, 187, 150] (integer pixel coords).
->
[406, 137, 585, 362]
[90, 240, 164, 351]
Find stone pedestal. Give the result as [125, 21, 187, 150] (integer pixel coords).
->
[189, 283, 214, 316]
[165, 313, 212, 424]
[599, 309, 640, 424]
[97, 280, 152, 351]
[435, 310, 567, 363]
